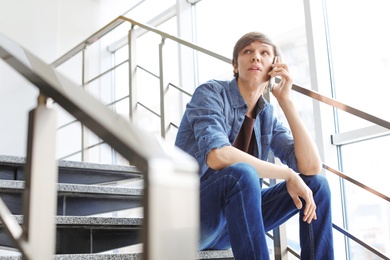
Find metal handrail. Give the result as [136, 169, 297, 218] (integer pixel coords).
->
[333, 224, 390, 260]
[52, 16, 230, 68]
[323, 163, 390, 203]
[291, 83, 390, 130]
[50, 15, 390, 259]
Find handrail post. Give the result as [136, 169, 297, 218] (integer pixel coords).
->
[159, 37, 171, 138]
[270, 180, 288, 260]
[23, 93, 58, 259]
[143, 158, 199, 260]
[128, 25, 138, 122]
[81, 46, 90, 161]
[267, 150, 288, 260]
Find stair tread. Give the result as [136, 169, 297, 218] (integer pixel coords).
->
[2, 215, 143, 227]
[0, 155, 141, 174]
[0, 249, 234, 259]
[0, 180, 143, 196]
[0, 155, 143, 184]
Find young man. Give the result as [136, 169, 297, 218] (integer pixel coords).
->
[175, 32, 334, 259]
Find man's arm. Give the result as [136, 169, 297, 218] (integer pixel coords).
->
[278, 98, 322, 175]
[270, 61, 322, 175]
[207, 145, 317, 223]
[207, 145, 292, 179]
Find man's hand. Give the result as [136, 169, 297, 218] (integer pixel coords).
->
[286, 170, 317, 223]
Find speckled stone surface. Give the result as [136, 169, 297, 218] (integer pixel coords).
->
[55, 253, 143, 260]
[0, 250, 234, 260]
[0, 180, 143, 196]
[198, 249, 234, 259]
[0, 253, 142, 260]
[0, 155, 26, 165]
[0, 180, 24, 190]
[0, 155, 141, 174]
[58, 159, 140, 174]
[1, 215, 142, 226]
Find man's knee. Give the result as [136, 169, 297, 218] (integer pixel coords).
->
[222, 163, 260, 192]
[301, 174, 331, 200]
[225, 162, 258, 181]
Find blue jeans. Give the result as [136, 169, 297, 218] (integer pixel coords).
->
[199, 162, 334, 260]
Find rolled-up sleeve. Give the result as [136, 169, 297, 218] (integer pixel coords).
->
[270, 118, 299, 173]
[186, 83, 232, 167]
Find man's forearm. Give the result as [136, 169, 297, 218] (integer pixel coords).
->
[278, 99, 322, 175]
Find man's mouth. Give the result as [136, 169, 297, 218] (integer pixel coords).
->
[249, 65, 261, 71]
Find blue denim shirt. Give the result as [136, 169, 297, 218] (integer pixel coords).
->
[175, 78, 299, 178]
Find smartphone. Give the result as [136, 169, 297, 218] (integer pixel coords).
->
[268, 56, 278, 92]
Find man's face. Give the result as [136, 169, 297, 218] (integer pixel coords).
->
[234, 41, 275, 87]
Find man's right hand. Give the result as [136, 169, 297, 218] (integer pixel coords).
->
[286, 169, 317, 224]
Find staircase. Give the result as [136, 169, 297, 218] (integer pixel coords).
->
[0, 155, 233, 259]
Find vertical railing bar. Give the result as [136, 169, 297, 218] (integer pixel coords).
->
[267, 152, 288, 260]
[338, 161, 351, 259]
[90, 229, 93, 254]
[81, 47, 86, 161]
[62, 196, 66, 216]
[81, 47, 90, 162]
[13, 167, 18, 180]
[159, 37, 167, 138]
[128, 26, 138, 122]
[110, 45, 118, 164]
[22, 94, 58, 260]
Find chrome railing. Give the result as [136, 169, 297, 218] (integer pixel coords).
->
[51, 16, 389, 260]
[0, 30, 199, 260]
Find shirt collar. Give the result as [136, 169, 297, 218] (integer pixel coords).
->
[229, 78, 269, 113]
[229, 78, 247, 108]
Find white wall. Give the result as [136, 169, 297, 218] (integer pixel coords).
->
[0, 0, 136, 157]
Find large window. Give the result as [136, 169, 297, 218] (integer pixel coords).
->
[325, 0, 390, 257]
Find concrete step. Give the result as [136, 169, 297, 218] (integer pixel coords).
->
[0, 249, 234, 259]
[0, 215, 234, 258]
[0, 215, 142, 254]
[0, 180, 143, 216]
[0, 155, 142, 185]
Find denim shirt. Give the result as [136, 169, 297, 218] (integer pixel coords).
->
[175, 78, 299, 178]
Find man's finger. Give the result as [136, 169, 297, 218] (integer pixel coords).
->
[293, 197, 303, 210]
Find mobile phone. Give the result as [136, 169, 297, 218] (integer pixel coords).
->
[268, 56, 278, 92]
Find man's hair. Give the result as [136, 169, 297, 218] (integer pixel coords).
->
[232, 32, 280, 78]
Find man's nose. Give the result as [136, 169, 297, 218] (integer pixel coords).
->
[251, 53, 260, 62]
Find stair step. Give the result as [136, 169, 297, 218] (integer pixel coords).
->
[0, 249, 234, 259]
[0, 215, 233, 258]
[0, 155, 143, 184]
[0, 180, 143, 216]
[0, 216, 142, 254]
[0, 180, 143, 195]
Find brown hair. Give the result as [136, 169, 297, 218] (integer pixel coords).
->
[232, 32, 280, 78]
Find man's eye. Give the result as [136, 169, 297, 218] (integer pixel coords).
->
[262, 51, 270, 55]
[244, 49, 251, 54]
